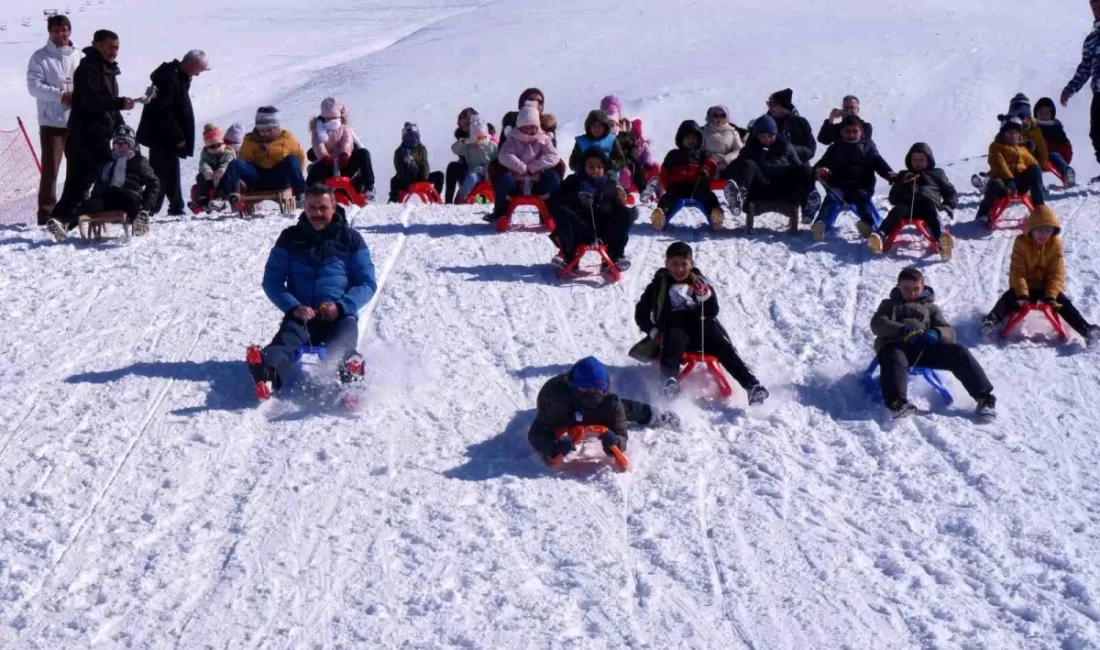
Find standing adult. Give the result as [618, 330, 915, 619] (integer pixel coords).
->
[1061, 0, 1100, 182]
[137, 49, 208, 216]
[50, 29, 135, 224]
[25, 14, 82, 224]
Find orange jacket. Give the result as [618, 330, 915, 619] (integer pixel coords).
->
[987, 137, 1037, 180]
[1009, 206, 1065, 298]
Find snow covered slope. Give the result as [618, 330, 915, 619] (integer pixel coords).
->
[2, 0, 1100, 648]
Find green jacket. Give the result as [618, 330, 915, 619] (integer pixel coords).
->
[393, 144, 430, 181]
[870, 286, 957, 351]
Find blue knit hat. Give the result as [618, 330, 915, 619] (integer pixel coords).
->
[753, 114, 777, 135]
[571, 356, 609, 392]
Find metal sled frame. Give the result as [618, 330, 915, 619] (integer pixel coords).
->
[863, 357, 954, 406]
[987, 192, 1034, 230]
[77, 210, 130, 241]
[1001, 302, 1069, 343]
[557, 242, 621, 282]
[496, 195, 554, 232]
[882, 219, 940, 254]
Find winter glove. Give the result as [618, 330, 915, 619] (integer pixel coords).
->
[918, 329, 941, 345]
[1043, 296, 1063, 308]
[1005, 180, 1018, 194]
[578, 191, 594, 209]
[202, 169, 214, 181]
[599, 431, 624, 455]
[691, 279, 710, 298]
[899, 327, 925, 343]
[322, 155, 334, 165]
[1015, 296, 1030, 309]
[552, 437, 575, 458]
[338, 152, 350, 168]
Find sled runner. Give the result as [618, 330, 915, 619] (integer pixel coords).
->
[1001, 302, 1069, 343]
[548, 424, 628, 472]
[496, 195, 554, 232]
[399, 181, 443, 204]
[557, 242, 621, 282]
[986, 192, 1034, 230]
[238, 188, 296, 216]
[463, 180, 495, 205]
[326, 176, 367, 207]
[77, 211, 130, 241]
[880, 219, 941, 255]
[679, 352, 733, 398]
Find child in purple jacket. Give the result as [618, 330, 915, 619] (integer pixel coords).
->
[485, 105, 561, 221]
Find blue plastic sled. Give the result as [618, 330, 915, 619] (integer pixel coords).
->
[863, 357, 953, 406]
[293, 345, 328, 364]
[665, 199, 715, 229]
[818, 191, 884, 232]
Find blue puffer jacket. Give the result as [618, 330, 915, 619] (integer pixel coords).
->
[262, 214, 377, 317]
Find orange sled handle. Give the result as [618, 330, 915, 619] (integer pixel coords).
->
[549, 425, 628, 471]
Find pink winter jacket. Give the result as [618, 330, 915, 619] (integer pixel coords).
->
[497, 130, 560, 176]
[310, 117, 355, 161]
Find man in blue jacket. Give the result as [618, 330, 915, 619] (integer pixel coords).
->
[247, 183, 377, 399]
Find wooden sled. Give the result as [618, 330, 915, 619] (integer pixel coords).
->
[77, 211, 130, 241]
[238, 188, 296, 216]
[745, 200, 799, 234]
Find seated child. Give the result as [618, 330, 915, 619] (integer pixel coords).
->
[548, 148, 634, 271]
[568, 109, 626, 174]
[46, 125, 159, 240]
[980, 206, 1099, 347]
[625, 119, 660, 200]
[487, 105, 561, 221]
[976, 117, 1047, 222]
[812, 115, 896, 241]
[720, 115, 813, 217]
[869, 142, 957, 259]
[218, 106, 307, 201]
[306, 98, 375, 196]
[1035, 96, 1076, 186]
[389, 122, 444, 202]
[195, 123, 236, 207]
[650, 121, 722, 230]
[702, 105, 743, 175]
[600, 95, 624, 135]
[224, 122, 244, 154]
[632, 241, 769, 404]
[445, 107, 478, 203]
[451, 115, 498, 203]
[527, 356, 679, 464]
[871, 266, 997, 419]
[1000, 93, 1049, 170]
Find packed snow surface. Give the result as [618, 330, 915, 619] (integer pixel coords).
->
[2, 0, 1100, 648]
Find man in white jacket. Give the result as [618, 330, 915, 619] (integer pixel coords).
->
[26, 15, 82, 224]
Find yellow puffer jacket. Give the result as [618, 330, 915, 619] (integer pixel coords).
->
[1021, 118, 1049, 168]
[1009, 205, 1065, 299]
[238, 129, 306, 172]
[988, 137, 1038, 180]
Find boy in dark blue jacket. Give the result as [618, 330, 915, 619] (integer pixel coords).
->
[812, 115, 896, 241]
[247, 184, 377, 399]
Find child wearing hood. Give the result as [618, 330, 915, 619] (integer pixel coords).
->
[194, 123, 236, 207]
[568, 109, 626, 173]
[487, 105, 561, 221]
[46, 125, 159, 240]
[600, 95, 624, 135]
[306, 98, 375, 196]
[445, 107, 478, 203]
[389, 122, 444, 202]
[871, 266, 996, 419]
[631, 241, 769, 404]
[451, 115, 498, 203]
[702, 105, 743, 174]
[527, 356, 679, 464]
[549, 147, 634, 271]
[976, 118, 1047, 222]
[980, 206, 1100, 347]
[625, 119, 659, 199]
[1035, 96, 1076, 186]
[651, 120, 723, 230]
[869, 142, 957, 260]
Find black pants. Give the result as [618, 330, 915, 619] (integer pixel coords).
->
[661, 319, 758, 388]
[657, 180, 720, 216]
[729, 160, 814, 207]
[389, 171, 444, 202]
[445, 159, 469, 203]
[877, 341, 993, 406]
[976, 165, 1045, 217]
[261, 315, 360, 389]
[148, 147, 184, 215]
[552, 202, 634, 259]
[879, 196, 943, 239]
[53, 144, 108, 222]
[986, 289, 1092, 336]
[1091, 93, 1100, 166]
[527, 398, 652, 458]
[305, 148, 375, 193]
[70, 188, 142, 229]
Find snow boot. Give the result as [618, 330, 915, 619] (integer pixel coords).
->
[603, 257, 630, 273]
[132, 211, 150, 237]
[710, 208, 725, 230]
[246, 345, 274, 400]
[722, 180, 743, 216]
[939, 232, 954, 261]
[1089, 174, 1100, 185]
[550, 251, 566, 269]
[971, 172, 988, 191]
[975, 395, 996, 420]
[651, 207, 667, 230]
[802, 189, 821, 224]
[856, 221, 873, 238]
[979, 317, 998, 340]
[45, 218, 66, 242]
[868, 232, 884, 254]
[888, 399, 916, 419]
[1065, 166, 1077, 187]
[640, 177, 660, 204]
[811, 221, 827, 242]
[339, 353, 366, 384]
[662, 376, 681, 398]
[747, 384, 769, 405]
[1086, 324, 1100, 349]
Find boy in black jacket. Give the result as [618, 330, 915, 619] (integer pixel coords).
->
[651, 120, 723, 230]
[721, 115, 815, 216]
[633, 241, 769, 404]
[548, 148, 634, 271]
[812, 115, 896, 241]
[869, 142, 958, 259]
[46, 125, 159, 240]
[528, 356, 678, 463]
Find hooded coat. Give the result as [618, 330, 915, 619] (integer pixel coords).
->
[527, 369, 630, 457]
[136, 59, 195, 157]
[309, 101, 355, 162]
[553, 148, 623, 215]
[240, 129, 307, 172]
[772, 109, 816, 163]
[568, 110, 626, 172]
[1009, 206, 1065, 299]
[888, 143, 958, 212]
[870, 285, 957, 352]
[702, 106, 744, 169]
[67, 46, 124, 155]
[987, 132, 1038, 180]
[739, 133, 803, 176]
[90, 151, 160, 213]
[813, 137, 894, 193]
[498, 125, 560, 176]
[26, 39, 82, 129]
[660, 120, 716, 186]
[1034, 97, 1073, 164]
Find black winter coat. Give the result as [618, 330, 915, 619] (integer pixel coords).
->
[137, 60, 195, 157]
[550, 168, 622, 216]
[817, 119, 873, 146]
[774, 110, 816, 163]
[888, 143, 957, 212]
[635, 267, 721, 335]
[68, 46, 124, 155]
[528, 373, 629, 453]
[91, 152, 160, 213]
[814, 139, 894, 193]
[740, 135, 803, 176]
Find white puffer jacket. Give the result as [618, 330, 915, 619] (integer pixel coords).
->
[702, 122, 744, 170]
[26, 40, 82, 129]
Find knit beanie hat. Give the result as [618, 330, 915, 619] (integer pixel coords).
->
[470, 115, 489, 139]
[600, 95, 623, 117]
[255, 106, 280, 130]
[769, 88, 794, 111]
[1000, 117, 1024, 134]
[517, 105, 540, 129]
[320, 97, 343, 121]
[224, 122, 244, 144]
[401, 122, 420, 148]
[665, 241, 693, 259]
[202, 123, 223, 146]
[112, 124, 136, 148]
[753, 114, 778, 135]
[570, 356, 610, 392]
[1007, 93, 1031, 120]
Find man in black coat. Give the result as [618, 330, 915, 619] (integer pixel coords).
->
[818, 95, 873, 145]
[50, 29, 136, 224]
[765, 88, 821, 220]
[137, 49, 208, 216]
[722, 115, 815, 213]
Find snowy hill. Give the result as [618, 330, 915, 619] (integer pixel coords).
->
[2, 0, 1100, 648]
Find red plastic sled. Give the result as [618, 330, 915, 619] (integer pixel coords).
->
[495, 195, 554, 232]
[399, 181, 442, 204]
[548, 425, 628, 472]
[1044, 162, 1068, 189]
[463, 180, 495, 204]
[1001, 302, 1069, 343]
[987, 192, 1034, 230]
[882, 219, 939, 253]
[326, 176, 367, 207]
[557, 243, 620, 282]
[679, 352, 733, 398]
